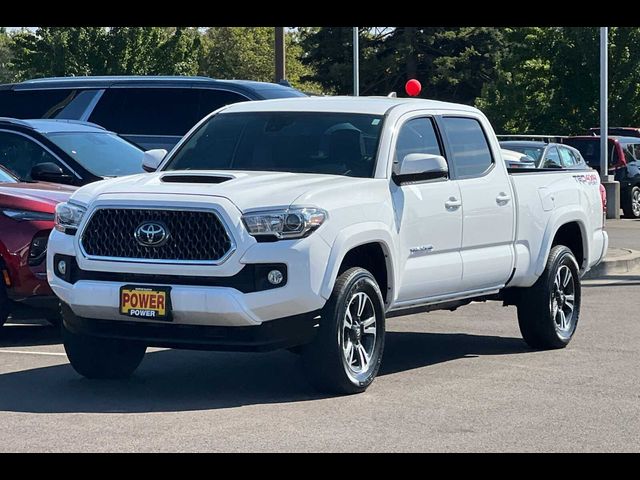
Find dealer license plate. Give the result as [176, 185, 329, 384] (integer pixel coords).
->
[119, 285, 171, 321]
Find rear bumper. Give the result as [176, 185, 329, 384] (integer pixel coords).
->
[63, 305, 321, 352]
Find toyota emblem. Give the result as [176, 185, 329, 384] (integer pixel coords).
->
[134, 221, 169, 247]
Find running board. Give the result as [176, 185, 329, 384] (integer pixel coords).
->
[386, 288, 501, 318]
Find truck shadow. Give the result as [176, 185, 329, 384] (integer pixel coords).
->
[0, 323, 60, 347]
[0, 330, 530, 414]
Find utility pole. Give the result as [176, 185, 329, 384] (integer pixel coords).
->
[353, 27, 359, 96]
[600, 26, 620, 219]
[275, 27, 285, 83]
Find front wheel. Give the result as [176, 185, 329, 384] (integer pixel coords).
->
[622, 185, 640, 219]
[517, 245, 581, 349]
[302, 267, 386, 394]
[62, 307, 146, 379]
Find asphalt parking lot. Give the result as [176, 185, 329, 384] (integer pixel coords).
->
[1, 220, 638, 452]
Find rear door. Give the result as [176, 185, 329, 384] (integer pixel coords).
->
[439, 116, 515, 291]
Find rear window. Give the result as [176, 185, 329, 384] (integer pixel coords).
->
[89, 88, 203, 136]
[0, 89, 77, 118]
[563, 138, 618, 168]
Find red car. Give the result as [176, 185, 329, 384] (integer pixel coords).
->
[0, 165, 75, 327]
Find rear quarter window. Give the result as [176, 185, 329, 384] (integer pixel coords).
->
[0, 89, 77, 118]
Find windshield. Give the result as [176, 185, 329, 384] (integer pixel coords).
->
[44, 132, 144, 177]
[163, 112, 384, 177]
[501, 145, 543, 162]
[0, 167, 16, 183]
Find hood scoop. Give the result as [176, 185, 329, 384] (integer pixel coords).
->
[160, 173, 234, 184]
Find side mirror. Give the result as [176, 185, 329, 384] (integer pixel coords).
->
[142, 149, 167, 173]
[393, 153, 448, 184]
[30, 162, 73, 184]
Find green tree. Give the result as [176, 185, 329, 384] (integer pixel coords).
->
[9, 27, 203, 80]
[477, 27, 640, 135]
[299, 27, 505, 102]
[0, 27, 15, 83]
[199, 27, 321, 93]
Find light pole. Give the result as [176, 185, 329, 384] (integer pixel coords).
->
[275, 27, 285, 83]
[353, 27, 359, 96]
[600, 26, 620, 219]
[600, 27, 608, 178]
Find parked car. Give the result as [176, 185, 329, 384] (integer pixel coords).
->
[588, 127, 640, 138]
[499, 140, 587, 169]
[501, 148, 536, 169]
[563, 135, 640, 218]
[49, 97, 607, 393]
[0, 119, 147, 326]
[0, 118, 144, 186]
[0, 76, 307, 150]
[0, 165, 75, 327]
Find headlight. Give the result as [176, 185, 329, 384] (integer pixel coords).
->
[242, 207, 327, 240]
[0, 209, 54, 221]
[54, 202, 86, 234]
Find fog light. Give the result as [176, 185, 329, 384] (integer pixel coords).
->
[57, 260, 67, 276]
[267, 269, 284, 285]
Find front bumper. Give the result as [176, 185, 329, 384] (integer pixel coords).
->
[47, 216, 332, 327]
[63, 305, 321, 351]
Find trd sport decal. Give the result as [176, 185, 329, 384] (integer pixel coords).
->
[573, 173, 599, 185]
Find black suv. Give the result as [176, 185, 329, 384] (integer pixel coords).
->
[0, 76, 306, 150]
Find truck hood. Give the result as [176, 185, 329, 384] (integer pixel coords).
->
[69, 170, 371, 212]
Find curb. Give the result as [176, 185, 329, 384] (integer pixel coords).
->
[583, 248, 640, 279]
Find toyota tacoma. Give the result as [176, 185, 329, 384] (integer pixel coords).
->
[47, 97, 608, 394]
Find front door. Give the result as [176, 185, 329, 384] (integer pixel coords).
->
[392, 116, 463, 303]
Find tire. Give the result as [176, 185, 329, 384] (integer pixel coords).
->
[302, 267, 386, 394]
[0, 283, 9, 328]
[622, 185, 640, 219]
[62, 308, 146, 379]
[517, 245, 581, 349]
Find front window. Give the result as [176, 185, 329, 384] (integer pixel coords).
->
[44, 132, 144, 177]
[163, 112, 384, 178]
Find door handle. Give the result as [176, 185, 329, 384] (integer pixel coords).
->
[496, 192, 511, 205]
[445, 197, 462, 210]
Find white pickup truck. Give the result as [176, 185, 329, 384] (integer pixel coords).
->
[47, 97, 608, 394]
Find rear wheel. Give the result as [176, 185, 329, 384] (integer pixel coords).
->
[302, 267, 385, 394]
[517, 245, 581, 349]
[622, 185, 640, 218]
[62, 307, 146, 379]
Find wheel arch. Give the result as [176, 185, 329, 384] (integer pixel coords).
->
[535, 213, 588, 276]
[320, 224, 396, 306]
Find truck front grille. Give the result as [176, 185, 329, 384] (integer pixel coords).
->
[80, 208, 233, 263]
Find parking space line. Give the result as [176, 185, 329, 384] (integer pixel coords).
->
[0, 350, 67, 357]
